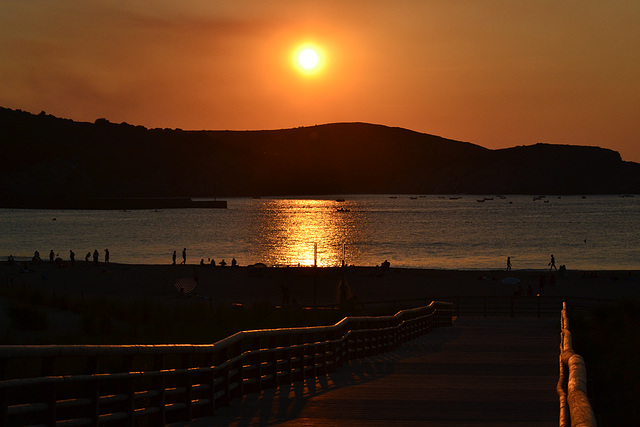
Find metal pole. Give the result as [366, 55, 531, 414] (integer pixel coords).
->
[314, 243, 317, 268]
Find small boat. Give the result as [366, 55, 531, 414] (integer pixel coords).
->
[335, 198, 345, 202]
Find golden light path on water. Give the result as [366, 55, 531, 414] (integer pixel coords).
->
[3, 195, 640, 270]
[253, 199, 361, 267]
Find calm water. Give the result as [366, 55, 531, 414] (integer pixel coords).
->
[1, 195, 639, 270]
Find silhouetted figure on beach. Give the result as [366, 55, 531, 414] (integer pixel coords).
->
[506, 257, 512, 271]
[181, 248, 186, 264]
[104, 248, 109, 263]
[69, 250, 75, 267]
[231, 258, 237, 267]
[381, 260, 390, 270]
[93, 249, 99, 265]
[85, 252, 90, 263]
[210, 259, 216, 266]
[220, 259, 227, 267]
[49, 250, 54, 263]
[200, 259, 205, 266]
[172, 250, 176, 265]
[549, 254, 557, 271]
[33, 250, 41, 263]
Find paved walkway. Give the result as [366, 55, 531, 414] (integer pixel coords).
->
[175, 317, 560, 426]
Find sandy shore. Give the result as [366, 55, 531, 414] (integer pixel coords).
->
[2, 261, 639, 308]
[1, 261, 639, 345]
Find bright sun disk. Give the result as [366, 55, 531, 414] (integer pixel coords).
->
[298, 48, 319, 70]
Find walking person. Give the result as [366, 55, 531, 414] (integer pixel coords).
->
[172, 250, 177, 265]
[69, 250, 75, 267]
[549, 254, 557, 271]
[506, 256, 512, 271]
[104, 248, 110, 264]
[181, 248, 187, 265]
[93, 249, 99, 265]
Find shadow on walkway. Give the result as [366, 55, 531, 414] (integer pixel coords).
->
[174, 325, 461, 426]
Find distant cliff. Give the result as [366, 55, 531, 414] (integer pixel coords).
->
[1, 107, 639, 203]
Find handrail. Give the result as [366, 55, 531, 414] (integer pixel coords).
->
[558, 301, 597, 427]
[0, 301, 453, 426]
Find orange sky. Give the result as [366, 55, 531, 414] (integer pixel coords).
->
[2, 1, 639, 161]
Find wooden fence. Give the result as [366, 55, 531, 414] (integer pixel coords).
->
[557, 301, 597, 427]
[0, 301, 452, 426]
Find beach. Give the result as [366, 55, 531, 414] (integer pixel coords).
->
[2, 261, 639, 344]
[2, 261, 639, 307]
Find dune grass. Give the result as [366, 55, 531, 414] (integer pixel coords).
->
[1, 286, 360, 345]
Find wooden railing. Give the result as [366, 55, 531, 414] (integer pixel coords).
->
[558, 301, 597, 427]
[0, 301, 452, 426]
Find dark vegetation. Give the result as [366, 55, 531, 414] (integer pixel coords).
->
[1, 286, 359, 346]
[571, 301, 640, 425]
[2, 107, 640, 204]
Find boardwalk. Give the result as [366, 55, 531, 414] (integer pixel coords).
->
[175, 317, 560, 426]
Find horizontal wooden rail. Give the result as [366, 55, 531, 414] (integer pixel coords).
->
[558, 301, 596, 427]
[0, 301, 452, 426]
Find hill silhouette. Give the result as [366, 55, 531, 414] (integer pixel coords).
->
[1, 107, 639, 204]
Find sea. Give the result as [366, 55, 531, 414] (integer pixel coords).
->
[1, 195, 639, 271]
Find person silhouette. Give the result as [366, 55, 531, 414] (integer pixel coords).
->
[104, 248, 110, 264]
[506, 257, 512, 271]
[93, 249, 99, 265]
[549, 254, 557, 271]
[70, 250, 75, 267]
[172, 250, 176, 265]
[181, 248, 187, 265]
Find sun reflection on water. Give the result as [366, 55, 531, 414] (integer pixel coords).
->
[253, 199, 362, 267]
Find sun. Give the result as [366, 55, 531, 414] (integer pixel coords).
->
[298, 48, 318, 70]
[293, 43, 324, 74]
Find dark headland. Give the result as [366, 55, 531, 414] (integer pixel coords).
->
[2, 107, 640, 207]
